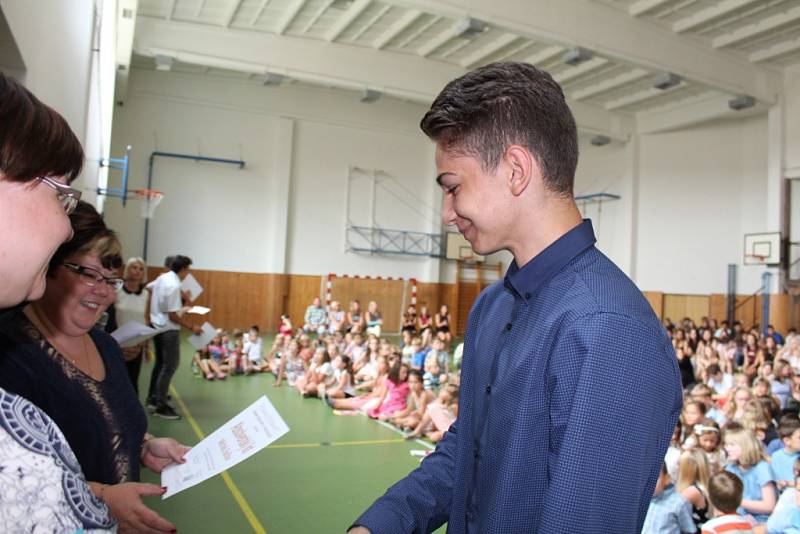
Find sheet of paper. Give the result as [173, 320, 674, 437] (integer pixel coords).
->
[180, 273, 203, 302]
[187, 306, 211, 315]
[187, 321, 216, 350]
[161, 395, 289, 498]
[110, 321, 169, 348]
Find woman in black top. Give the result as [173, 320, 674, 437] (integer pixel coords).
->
[0, 202, 190, 533]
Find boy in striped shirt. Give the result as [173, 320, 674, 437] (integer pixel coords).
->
[702, 471, 758, 534]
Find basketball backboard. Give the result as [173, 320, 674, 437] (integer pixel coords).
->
[445, 231, 485, 262]
[744, 232, 781, 266]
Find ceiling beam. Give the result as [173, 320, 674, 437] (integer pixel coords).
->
[276, 0, 307, 35]
[460, 33, 518, 68]
[637, 91, 767, 134]
[350, 4, 391, 41]
[417, 20, 460, 57]
[523, 44, 564, 67]
[605, 82, 688, 111]
[222, 0, 244, 27]
[250, 0, 272, 26]
[380, 0, 778, 103]
[372, 9, 422, 49]
[326, 0, 373, 41]
[301, 0, 333, 34]
[750, 36, 800, 63]
[629, 0, 678, 17]
[166, 0, 177, 20]
[673, 0, 765, 34]
[553, 57, 609, 84]
[572, 68, 650, 100]
[713, 6, 800, 48]
[133, 16, 633, 140]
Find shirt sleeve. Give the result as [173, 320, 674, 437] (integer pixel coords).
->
[350, 420, 457, 533]
[678, 497, 698, 533]
[756, 461, 776, 487]
[537, 312, 683, 533]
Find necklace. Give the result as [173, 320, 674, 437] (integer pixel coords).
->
[28, 304, 93, 376]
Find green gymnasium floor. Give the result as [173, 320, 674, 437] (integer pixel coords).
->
[139, 336, 444, 533]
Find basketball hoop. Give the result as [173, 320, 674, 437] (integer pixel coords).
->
[133, 189, 164, 219]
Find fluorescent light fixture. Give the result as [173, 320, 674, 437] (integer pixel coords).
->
[653, 72, 682, 90]
[590, 135, 611, 146]
[562, 47, 592, 66]
[728, 95, 755, 111]
[360, 88, 382, 103]
[154, 54, 174, 72]
[331, 0, 354, 9]
[454, 17, 487, 39]
[263, 72, 285, 87]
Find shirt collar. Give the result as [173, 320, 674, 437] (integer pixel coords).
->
[504, 219, 596, 300]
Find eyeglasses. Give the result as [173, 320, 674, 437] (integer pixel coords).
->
[63, 262, 124, 291]
[37, 176, 82, 214]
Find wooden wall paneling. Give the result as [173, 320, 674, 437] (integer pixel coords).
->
[686, 295, 711, 322]
[769, 294, 790, 335]
[330, 277, 404, 332]
[709, 294, 727, 323]
[643, 292, 664, 319]
[662, 294, 710, 324]
[286, 274, 323, 329]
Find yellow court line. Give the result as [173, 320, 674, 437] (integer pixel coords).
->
[169, 385, 267, 534]
[270, 438, 406, 450]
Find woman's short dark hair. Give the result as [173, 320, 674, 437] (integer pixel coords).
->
[48, 201, 123, 275]
[420, 61, 578, 197]
[0, 73, 84, 183]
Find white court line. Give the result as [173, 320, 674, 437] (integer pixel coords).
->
[375, 419, 435, 450]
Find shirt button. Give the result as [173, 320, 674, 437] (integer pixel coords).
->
[525, 292, 532, 299]
[485, 385, 491, 394]
[505, 322, 512, 331]
[473, 447, 479, 459]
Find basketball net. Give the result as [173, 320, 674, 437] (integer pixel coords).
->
[134, 189, 164, 219]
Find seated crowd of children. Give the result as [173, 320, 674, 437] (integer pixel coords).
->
[192, 301, 462, 443]
[642, 318, 800, 534]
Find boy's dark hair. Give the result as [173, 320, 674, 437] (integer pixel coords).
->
[164, 255, 175, 268]
[778, 419, 800, 440]
[0, 73, 83, 183]
[170, 255, 192, 273]
[708, 471, 744, 514]
[420, 61, 578, 197]
[250, 325, 260, 334]
[706, 363, 721, 376]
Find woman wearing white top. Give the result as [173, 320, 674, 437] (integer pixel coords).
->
[116, 257, 150, 393]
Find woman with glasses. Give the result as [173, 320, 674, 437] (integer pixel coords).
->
[0, 73, 118, 532]
[0, 201, 190, 533]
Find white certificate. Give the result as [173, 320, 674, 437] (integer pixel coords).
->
[110, 321, 169, 348]
[180, 273, 204, 302]
[161, 395, 289, 498]
[187, 321, 217, 350]
[187, 306, 211, 315]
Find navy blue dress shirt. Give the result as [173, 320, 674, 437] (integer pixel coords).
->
[354, 219, 683, 533]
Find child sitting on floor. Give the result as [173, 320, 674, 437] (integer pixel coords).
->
[701, 471, 757, 534]
[393, 370, 433, 431]
[243, 325, 266, 374]
[405, 383, 459, 443]
[368, 361, 410, 420]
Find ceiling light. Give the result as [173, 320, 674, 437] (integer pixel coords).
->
[454, 17, 487, 39]
[263, 72, 285, 87]
[330, 0, 354, 9]
[360, 88, 382, 103]
[653, 72, 682, 90]
[154, 54, 174, 72]
[590, 135, 611, 146]
[562, 47, 592, 66]
[728, 95, 755, 111]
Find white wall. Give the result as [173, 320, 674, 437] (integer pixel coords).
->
[106, 69, 442, 280]
[0, 0, 94, 146]
[635, 116, 768, 294]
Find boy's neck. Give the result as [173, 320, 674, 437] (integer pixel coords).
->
[783, 446, 798, 454]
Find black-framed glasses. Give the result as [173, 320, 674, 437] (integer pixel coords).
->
[63, 262, 124, 291]
[37, 176, 82, 214]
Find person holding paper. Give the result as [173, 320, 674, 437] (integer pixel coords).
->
[116, 256, 150, 393]
[349, 62, 681, 534]
[0, 73, 117, 532]
[147, 255, 203, 420]
[0, 201, 192, 533]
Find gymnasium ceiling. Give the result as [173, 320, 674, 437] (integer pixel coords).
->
[121, 0, 800, 139]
